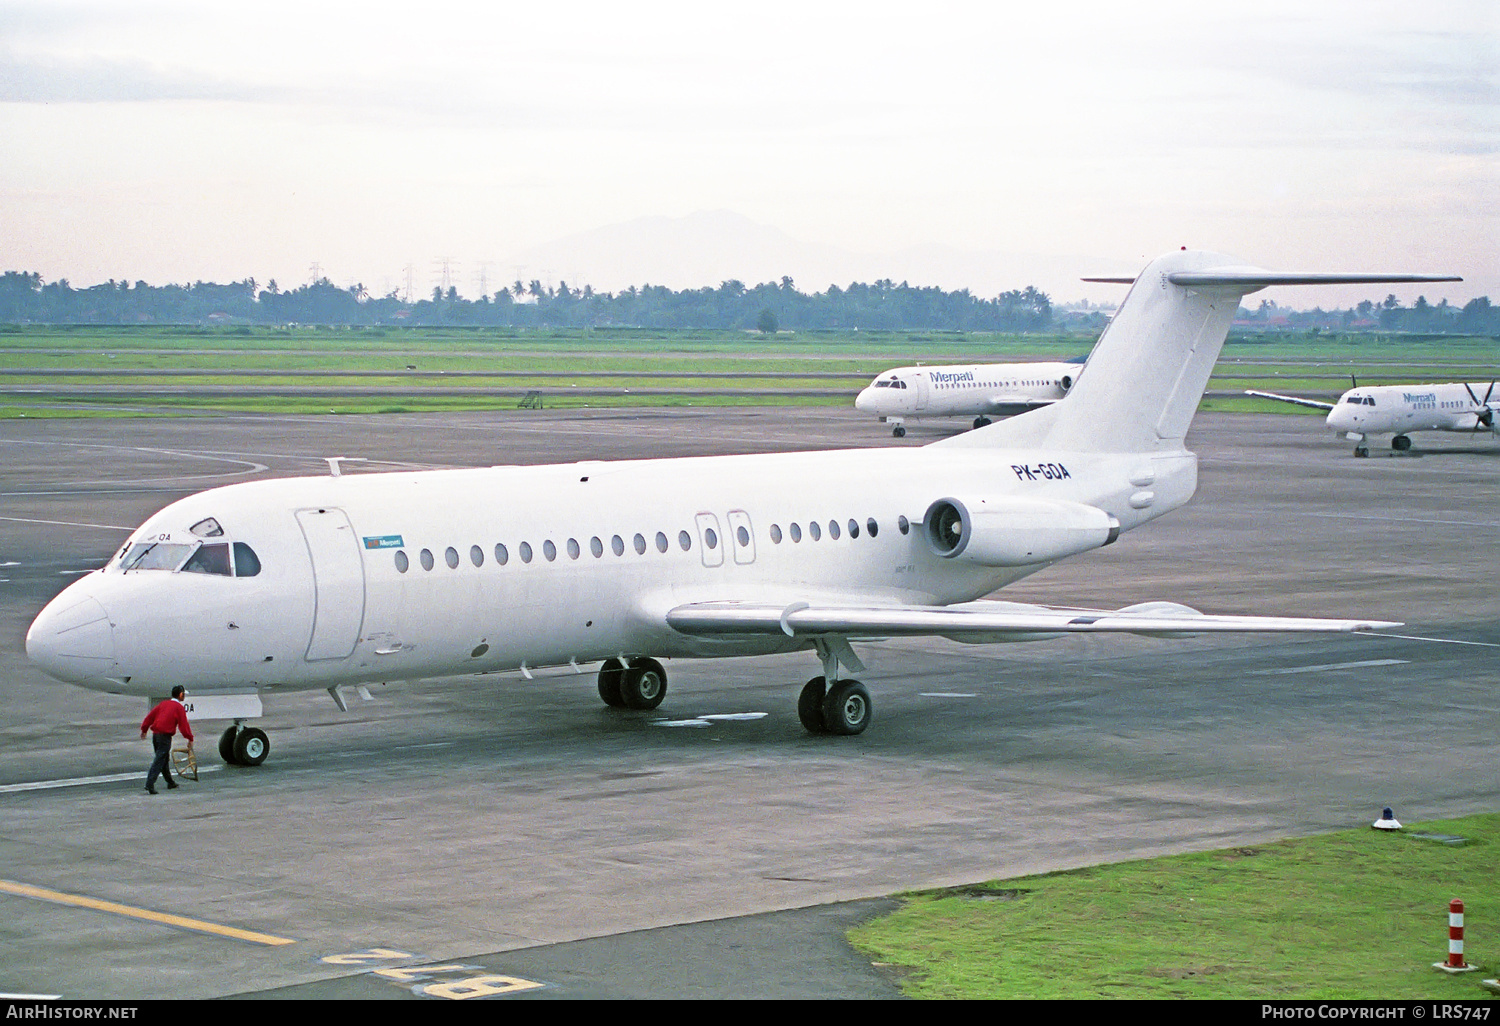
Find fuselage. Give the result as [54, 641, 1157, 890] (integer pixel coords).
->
[1325, 382, 1499, 440]
[25, 443, 1196, 698]
[854, 362, 1078, 422]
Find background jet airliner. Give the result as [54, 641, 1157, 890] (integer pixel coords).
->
[854, 360, 1081, 436]
[26, 251, 1457, 766]
[1249, 381, 1498, 456]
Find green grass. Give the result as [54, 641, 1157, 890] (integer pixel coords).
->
[849, 814, 1500, 999]
[0, 325, 1493, 418]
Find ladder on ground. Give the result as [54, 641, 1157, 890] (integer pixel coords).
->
[518, 390, 544, 409]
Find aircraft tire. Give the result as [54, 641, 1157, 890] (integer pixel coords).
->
[218, 726, 241, 765]
[821, 679, 872, 736]
[597, 657, 626, 707]
[972, 417, 992, 430]
[1354, 446, 1369, 458]
[621, 658, 667, 710]
[232, 726, 270, 767]
[1392, 435, 1411, 451]
[892, 426, 906, 438]
[798, 677, 829, 734]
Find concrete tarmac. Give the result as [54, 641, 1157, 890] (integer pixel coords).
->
[0, 408, 1496, 1000]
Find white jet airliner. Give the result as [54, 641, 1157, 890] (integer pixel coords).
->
[26, 250, 1458, 767]
[1249, 381, 1498, 457]
[854, 361, 1081, 436]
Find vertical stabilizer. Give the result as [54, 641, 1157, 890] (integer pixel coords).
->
[933, 250, 1459, 455]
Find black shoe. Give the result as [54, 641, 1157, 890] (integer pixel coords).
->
[145, 787, 158, 795]
[166, 780, 178, 790]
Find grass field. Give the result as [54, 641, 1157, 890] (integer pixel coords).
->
[0, 324, 1494, 417]
[848, 814, 1500, 1000]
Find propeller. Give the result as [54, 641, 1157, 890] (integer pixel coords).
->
[1462, 381, 1496, 432]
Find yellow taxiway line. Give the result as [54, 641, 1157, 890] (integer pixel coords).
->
[0, 879, 295, 946]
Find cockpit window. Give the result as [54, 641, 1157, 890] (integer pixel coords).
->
[121, 542, 196, 571]
[190, 517, 224, 537]
[182, 543, 232, 576]
[233, 543, 261, 576]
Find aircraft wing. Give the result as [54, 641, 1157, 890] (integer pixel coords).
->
[1245, 389, 1336, 412]
[983, 396, 1056, 416]
[665, 598, 1398, 640]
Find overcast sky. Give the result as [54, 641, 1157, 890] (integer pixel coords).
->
[2, 0, 1495, 305]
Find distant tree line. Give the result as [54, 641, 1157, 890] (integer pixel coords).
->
[2, 269, 1494, 334]
[0, 270, 1053, 331]
[1237, 295, 1500, 334]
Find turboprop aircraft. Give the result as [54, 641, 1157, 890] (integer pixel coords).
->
[854, 360, 1082, 436]
[25, 250, 1459, 766]
[1248, 381, 1498, 457]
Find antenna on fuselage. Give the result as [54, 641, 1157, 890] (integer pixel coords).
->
[323, 457, 367, 477]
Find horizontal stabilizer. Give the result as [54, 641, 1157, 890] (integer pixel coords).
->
[1084, 271, 1462, 290]
[1246, 389, 1336, 412]
[666, 599, 1398, 639]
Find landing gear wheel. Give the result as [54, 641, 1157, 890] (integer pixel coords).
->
[232, 727, 269, 767]
[597, 657, 626, 707]
[620, 657, 667, 710]
[1392, 435, 1411, 451]
[218, 725, 241, 765]
[892, 426, 906, 438]
[1354, 446, 1369, 458]
[798, 677, 829, 734]
[972, 417, 992, 430]
[821, 679, 872, 736]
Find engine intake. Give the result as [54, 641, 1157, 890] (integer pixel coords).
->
[923, 496, 1119, 566]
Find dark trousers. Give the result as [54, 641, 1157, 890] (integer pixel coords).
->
[146, 732, 175, 789]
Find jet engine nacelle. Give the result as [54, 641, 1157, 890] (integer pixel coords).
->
[922, 495, 1120, 566]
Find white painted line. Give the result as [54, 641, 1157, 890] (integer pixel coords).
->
[0, 516, 135, 531]
[1299, 512, 1500, 529]
[653, 719, 711, 728]
[1373, 633, 1500, 649]
[1253, 658, 1409, 676]
[921, 692, 978, 698]
[0, 765, 221, 794]
[0, 993, 63, 1000]
[698, 712, 768, 721]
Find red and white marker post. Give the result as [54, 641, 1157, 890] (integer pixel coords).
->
[1434, 898, 1478, 973]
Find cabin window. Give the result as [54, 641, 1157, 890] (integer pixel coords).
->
[898, 515, 910, 535]
[828, 520, 840, 540]
[420, 548, 435, 571]
[704, 527, 718, 549]
[809, 521, 822, 541]
[182, 542, 232, 576]
[678, 530, 691, 551]
[395, 550, 409, 573]
[770, 524, 783, 543]
[790, 522, 802, 542]
[866, 518, 879, 538]
[470, 545, 484, 567]
[634, 533, 648, 555]
[847, 519, 859, 539]
[445, 546, 460, 569]
[612, 535, 625, 556]
[567, 538, 581, 560]
[519, 542, 533, 563]
[591, 536, 605, 558]
[543, 540, 557, 561]
[737, 525, 750, 547]
[495, 543, 509, 565]
[656, 531, 669, 553]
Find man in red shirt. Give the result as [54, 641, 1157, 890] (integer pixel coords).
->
[140, 686, 193, 795]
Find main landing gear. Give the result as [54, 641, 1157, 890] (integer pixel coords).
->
[797, 677, 872, 735]
[972, 416, 993, 430]
[218, 721, 269, 767]
[597, 656, 668, 710]
[1392, 435, 1411, 452]
[596, 644, 875, 736]
[892, 425, 906, 438]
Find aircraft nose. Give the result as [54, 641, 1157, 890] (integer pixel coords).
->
[854, 388, 878, 413]
[26, 589, 117, 684]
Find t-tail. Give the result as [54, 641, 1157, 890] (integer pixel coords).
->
[935, 249, 1460, 455]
